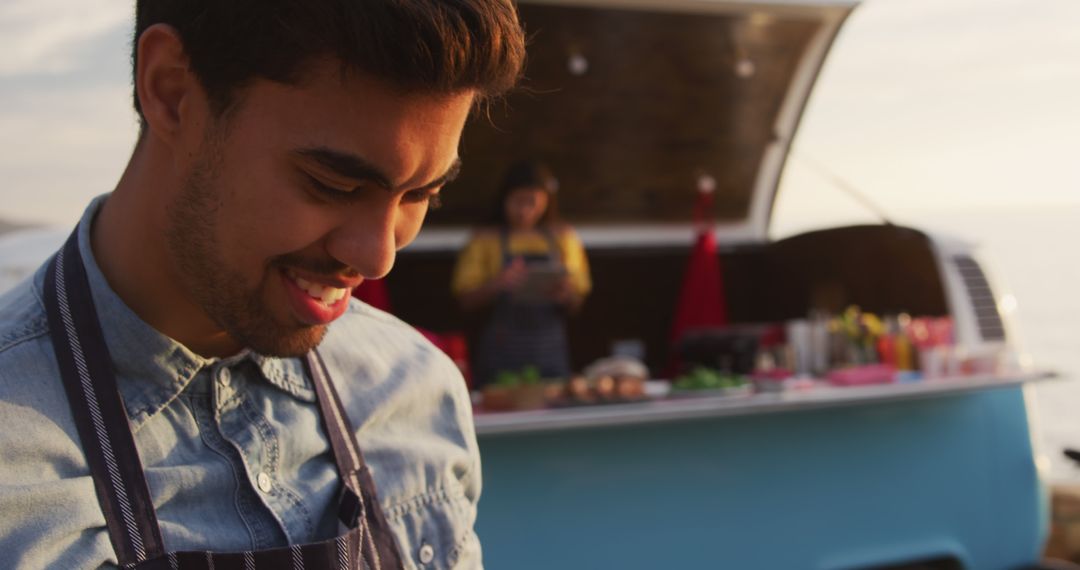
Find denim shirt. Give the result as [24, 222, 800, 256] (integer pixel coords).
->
[0, 197, 483, 569]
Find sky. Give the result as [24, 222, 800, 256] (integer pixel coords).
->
[772, 0, 1080, 235]
[0, 0, 1077, 228]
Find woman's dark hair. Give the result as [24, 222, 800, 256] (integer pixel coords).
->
[133, 0, 526, 122]
[491, 159, 561, 228]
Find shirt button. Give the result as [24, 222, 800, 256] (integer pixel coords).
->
[418, 543, 435, 565]
[257, 472, 273, 493]
[218, 368, 232, 387]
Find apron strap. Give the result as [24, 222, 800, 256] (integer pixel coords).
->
[43, 230, 166, 565]
[498, 228, 512, 267]
[306, 351, 405, 570]
[540, 227, 564, 267]
[305, 352, 365, 501]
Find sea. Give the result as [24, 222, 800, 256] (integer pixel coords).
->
[894, 204, 1080, 483]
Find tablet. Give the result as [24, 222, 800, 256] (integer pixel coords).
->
[512, 265, 566, 302]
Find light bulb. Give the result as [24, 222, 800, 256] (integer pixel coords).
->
[736, 58, 756, 78]
[568, 53, 589, 76]
[697, 174, 717, 194]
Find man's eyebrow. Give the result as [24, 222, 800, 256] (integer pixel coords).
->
[294, 147, 393, 190]
[295, 147, 462, 192]
[420, 159, 462, 192]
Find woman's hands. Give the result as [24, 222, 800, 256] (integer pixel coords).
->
[459, 257, 527, 311]
[550, 275, 583, 312]
[494, 257, 529, 292]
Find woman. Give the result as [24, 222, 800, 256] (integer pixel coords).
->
[452, 160, 591, 386]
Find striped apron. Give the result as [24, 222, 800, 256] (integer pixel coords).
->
[474, 229, 571, 385]
[42, 229, 404, 569]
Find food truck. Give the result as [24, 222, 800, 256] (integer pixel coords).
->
[0, 0, 1052, 567]
[384, 0, 1054, 567]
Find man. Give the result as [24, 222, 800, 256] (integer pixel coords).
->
[0, 1, 525, 568]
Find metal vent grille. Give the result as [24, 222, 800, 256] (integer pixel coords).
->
[953, 255, 1006, 341]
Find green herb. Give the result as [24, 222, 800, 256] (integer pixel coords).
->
[494, 370, 520, 387]
[493, 365, 544, 387]
[520, 365, 541, 385]
[674, 367, 748, 390]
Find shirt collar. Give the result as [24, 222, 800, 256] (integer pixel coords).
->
[74, 195, 315, 430]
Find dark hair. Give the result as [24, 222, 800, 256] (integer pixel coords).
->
[133, 0, 526, 121]
[491, 159, 561, 228]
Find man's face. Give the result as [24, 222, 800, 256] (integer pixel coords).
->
[166, 62, 474, 357]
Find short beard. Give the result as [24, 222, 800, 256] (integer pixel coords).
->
[164, 130, 327, 357]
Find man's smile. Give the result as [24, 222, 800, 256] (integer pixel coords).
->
[285, 268, 353, 305]
[281, 268, 356, 325]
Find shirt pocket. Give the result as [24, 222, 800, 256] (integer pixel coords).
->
[383, 480, 480, 570]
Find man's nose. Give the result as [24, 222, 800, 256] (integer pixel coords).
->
[324, 205, 398, 280]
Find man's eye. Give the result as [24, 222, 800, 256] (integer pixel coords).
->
[304, 173, 353, 200]
[405, 190, 443, 210]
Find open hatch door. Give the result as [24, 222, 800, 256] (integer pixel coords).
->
[412, 0, 860, 249]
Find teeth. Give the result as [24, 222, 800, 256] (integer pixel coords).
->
[321, 288, 346, 305]
[289, 271, 348, 305]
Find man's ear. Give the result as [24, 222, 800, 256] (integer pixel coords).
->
[134, 24, 202, 148]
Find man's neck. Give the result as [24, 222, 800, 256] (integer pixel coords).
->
[92, 144, 239, 358]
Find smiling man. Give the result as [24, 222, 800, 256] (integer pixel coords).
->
[0, 1, 524, 568]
